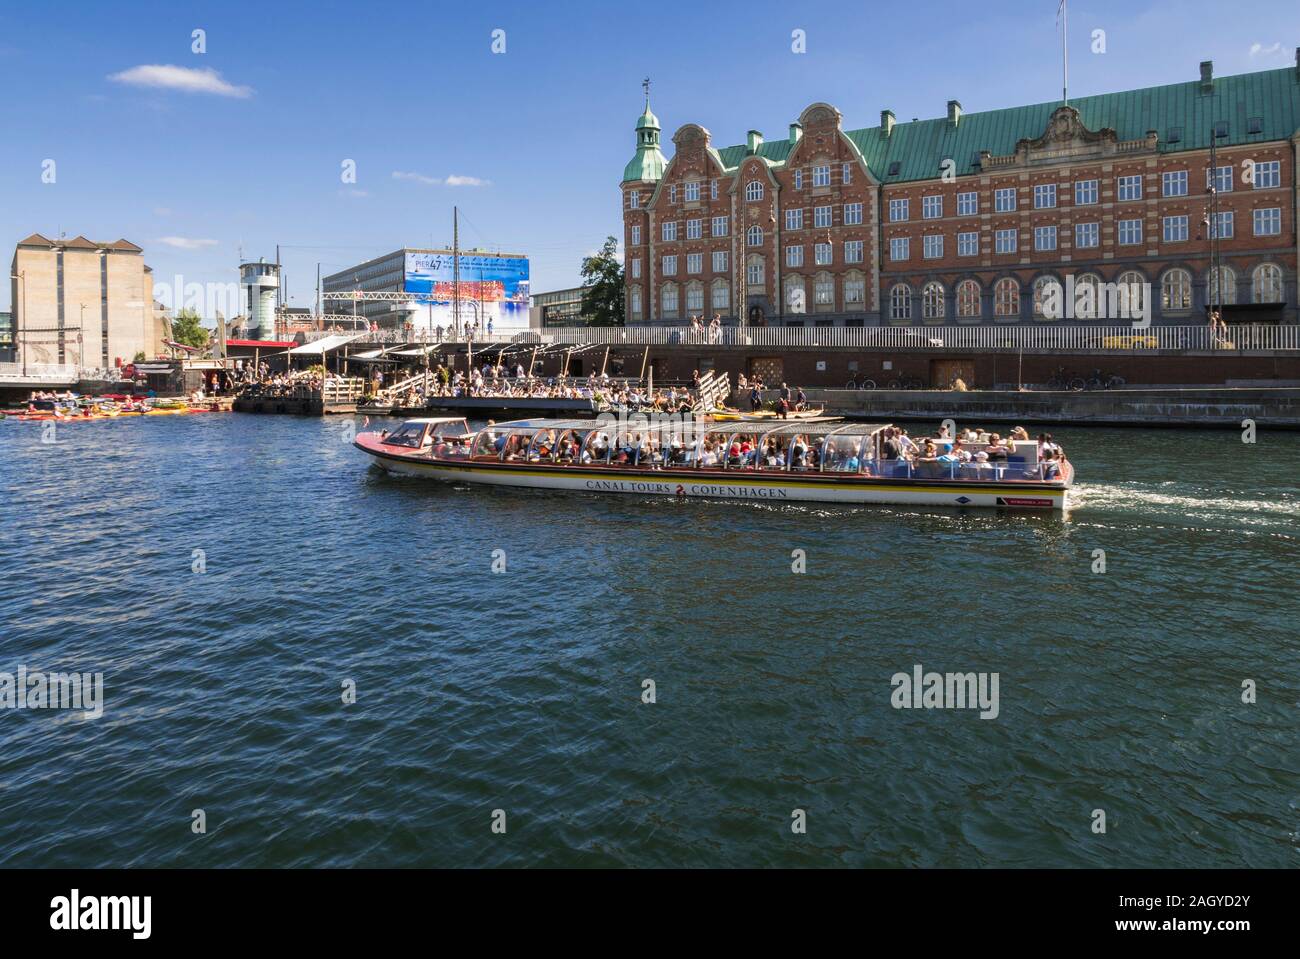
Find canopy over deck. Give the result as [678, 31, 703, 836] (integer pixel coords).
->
[288, 333, 367, 355]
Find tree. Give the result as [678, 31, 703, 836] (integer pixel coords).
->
[171, 308, 211, 349]
[579, 236, 625, 326]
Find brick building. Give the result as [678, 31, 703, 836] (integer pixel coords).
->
[622, 56, 1300, 329]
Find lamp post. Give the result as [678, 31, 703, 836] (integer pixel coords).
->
[9, 271, 26, 375]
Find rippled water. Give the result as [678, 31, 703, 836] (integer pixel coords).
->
[1, 413, 1297, 867]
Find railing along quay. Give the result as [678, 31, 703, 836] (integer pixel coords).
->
[307, 324, 1300, 353]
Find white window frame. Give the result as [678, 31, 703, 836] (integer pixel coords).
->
[745, 180, 764, 202]
[957, 191, 978, 216]
[785, 208, 802, 230]
[889, 198, 909, 222]
[1033, 184, 1057, 209]
[1074, 222, 1099, 249]
[686, 218, 702, 240]
[711, 216, 728, 237]
[1033, 225, 1057, 251]
[1117, 218, 1142, 245]
[922, 195, 943, 219]
[1162, 215, 1188, 243]
[994, 187, 1017, 212]
[812, 164, 830, 187]
[957, 231, 978, 256]
[814, 242, 832, 266]
[1074, 179, 1098, 205]
[890, 237, 909, 261]
[1253, 207, 1281, 236]
[994, 228, 1017, 254]
[922, 234, 943, 259]
[785, 245, 804, 268]
[1162, 170, 1188, 197]
[843, 202, 863, 225]
[1117, 175, 1143, 201]
[814, 205, 832, 228]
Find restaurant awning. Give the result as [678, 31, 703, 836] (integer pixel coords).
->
[287, 333, 367, 355]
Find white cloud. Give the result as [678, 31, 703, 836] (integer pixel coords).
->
[108, 64, 253, 98]
[392, 171, 490, 187]
[1249, 42, 1283, 58]
[158, 236, 219, 250]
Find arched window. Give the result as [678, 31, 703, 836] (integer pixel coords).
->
[685, 280, 704, 313]
[994, 278, 1020, 318]
[746, 225, 763, 247]
[710, 278, 730, 312]
[956, 279, 981, 318]
[745, 254, 765, 289]
[1207, 265, 1236, 305]
[629, 286, 642, 319]
[1161, 269, 1192, 312]
[814, 272, 835, 312]
[1252, 263, 1283, 303]
[921, 281, 945, 321]
[661, 283, 679, 319]
[1073, 273, 1102, 319]
[1032, 275, 1062, 319]
[843, 270, 866, 307]
[784, 275, 806, 314]
[889, 283, 912, 321]
[1116, 270, 1147, 321]
[745, 180, 764, 202]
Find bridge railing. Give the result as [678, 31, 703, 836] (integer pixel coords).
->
[0, 362, 81, 381]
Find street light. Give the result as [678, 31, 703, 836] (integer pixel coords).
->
[9, 271, 26, 375]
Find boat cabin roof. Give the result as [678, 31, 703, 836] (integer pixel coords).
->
[401, 417, 470, 425]
[479, 418, 891, 438]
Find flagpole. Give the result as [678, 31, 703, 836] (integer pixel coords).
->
[1061, 0, 1069, 105]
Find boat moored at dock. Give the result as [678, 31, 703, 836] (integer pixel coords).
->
[354, 416, 1073, 511]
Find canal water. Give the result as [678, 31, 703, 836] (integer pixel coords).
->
[1, 414, 1296, 867]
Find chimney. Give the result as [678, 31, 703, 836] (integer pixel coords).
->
[746, 129, 763, 154]
[1200, 60, 1214, 92]
[947, 99, 962, 127]
[789, 122, 803, 144]
[1295, 46, 1300, 81]
[880, 109, 895, 137]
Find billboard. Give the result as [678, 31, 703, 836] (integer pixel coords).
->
[403, 252, 530, 333]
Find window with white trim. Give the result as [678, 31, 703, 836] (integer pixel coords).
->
[711, 216, 728, 237]
[1034, 184, 1057, 208]
[957, 231, 978, 256]
[921, 281, 944, 320]
[889, 198, 909, 221]
[785, 245, 803, 268]
[842, 162, 852, 185]
[669, 184, 677, 203]
[711, 278, 730, 310]
[686, 253, 702, 274]
[1162, 170, 1188, 197]
[1034, 225, 1057, 251]
[629, 192, 640, 209]
[1075, 222, 1099, 248]
[686, 218, 702, 240]
[684, 181, 700, 202]
[1253, 160, 1280, 189]
[712, 250, 728, 273]
[994, 228, 1017, 254]
[814, 242, 832, 265]
[661, 284, 678, 317]
[1074, 179, 1098, 205]
[710, 179, 718, 200]
[922, 234, 943, 259]
[1162, 215, 1188, 242]
[1252, 263, 1283, 302]
[630, 258, 641, 278]
[1117, 175, 1142, 201]
[746, 225, 763, 246]
[629, 286, 642, 318]
[889, 284, 911, 321]
[814, 273, 834, 309]
[922, 195, 942, 219]
[814, 205, 832, 228]
[890, 237, 909, 261]
[1117, 218, 1142, 245]
[630, 225, 641, 245]
[1161, 269, 1192, 311]
[844, 202, 863, 225]
[994, 187, 1017, 212]
[994, 278, 1019, 317]
[1253, 207, 1281, 236]
[1211, 211, 1233, 239]
[661, 221, 677, 242]
[844, 240, 864, 263]
[745, 255, 764, 287]
[812, 164, 830, 187]
[662, 254, 677, 275]
[844, 272, 865, 306]
[1208, 165, 1233, 193]
[686, 282, 704, 312]
[957, 279, 981, 317]
[794, 169, 803, 190]
[745, 180, 764, 202]
[957, 191, 978, 216]
[785, 208, 802, 230]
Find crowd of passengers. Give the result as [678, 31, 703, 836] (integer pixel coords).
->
[425, 422, 1065, 479]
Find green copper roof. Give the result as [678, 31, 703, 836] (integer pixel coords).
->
[623, 148, 666, 183]
[712, 64, 1300, 183]
[636, 103, 660, 130]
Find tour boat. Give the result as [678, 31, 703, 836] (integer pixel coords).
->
[353, 417, 1073, 511]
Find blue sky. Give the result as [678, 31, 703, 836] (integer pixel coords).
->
[1, 0, 1296, 315]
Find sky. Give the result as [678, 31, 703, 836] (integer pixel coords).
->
[1, 0, 1297, 316]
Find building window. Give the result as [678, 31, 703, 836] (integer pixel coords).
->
[1253, 207, 1281, 236]
[785, 208, 802, 230]
[712, 251, 728, 273]
[785, 245, 804, 268]
[630, 258, 641, 278]
[844, 202, 863, 225]
[669, 184, 677, 203]
[921, 281, 944, 320]
[1117, 175, 1143, 201]
[814, 273, 834, 310]
[1034, 184, 1057, 209]
[814, 205, 832, 228]
[1160, 215, 1187, 243]
[629, 192, 640, 209]
[684, 181, 700, 202]
[994, 278, 1020, 317]
[630, 225, 641, 245]
[746, 255, 764, 288]
[686, 281, 704, 312]
[784, 275, 806, 313]
[1208, 165, 1233, 193]
[957, 231, 978, 256]
[842, 162, 852, 185]
[1161, 269, 1192, 311]
[1211, 211, 1233, 239]
[661, 283, 679, 318]
[1253, 160, 1280, 189]
[746, 180, 764, 202]
[1117, 218, 1142, 245]
[629, 286, 642, 319]
[1034, 225, 1057, 251]
[747, 225, 763, 246]
[686, 218, 702, 240]
[662, 255, 677, 275]
[1206, 265, 1237, 305]
[922, 195, 942, 219]
[957, 191, 978, 216]
[1075, 222, 1099, 249]
[687, 253, 703, 274]
[711, 278, 730, 311]
[890, 237, 909, 261]
[889, 284, 911, 321]
[661, 221, 677, 242]
[1074, 179, 1098, 205]
[844, 240, 864, 263]
[994, 187, 1017, 212]
[1032, 276, 1061, 318]
[923, 234, 943, 259]
[889, 198, 909, 221]
[712, 216, 728, 237]
[1162, 170, 1188, 197]
[814, 242, 832, 265]
[994, 228, 1017, 254]
[1252, 263, 1283, 303]
[710, 179, 718, 200]
[1117, 271, 1147, 317]
[812, 164, 830, 187]
[956, 279, 981, 318]
[794, 169, 803, 190]
[844, 271, 865, 306]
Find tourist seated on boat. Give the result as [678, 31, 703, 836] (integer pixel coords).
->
[1041, 448, 1061, 480]
[698, 442, 719, 467]
[984, 434, 1010, 462]
[1010, 426, 1030, 441]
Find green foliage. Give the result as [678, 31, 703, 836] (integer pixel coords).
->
[579, 236, 625, 327]
[171, 308, 211, 349]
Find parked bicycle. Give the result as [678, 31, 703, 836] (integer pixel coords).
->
[1045, 366, 1086, 391]
[885, 376, 926, 390]
[1084, 369, 1126, 390]
[845, 375, 877, 390]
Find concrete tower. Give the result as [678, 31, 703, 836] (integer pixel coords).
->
[240, 259, 280, 340]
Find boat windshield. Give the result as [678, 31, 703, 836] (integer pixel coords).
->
[382, 422, 431, 448]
